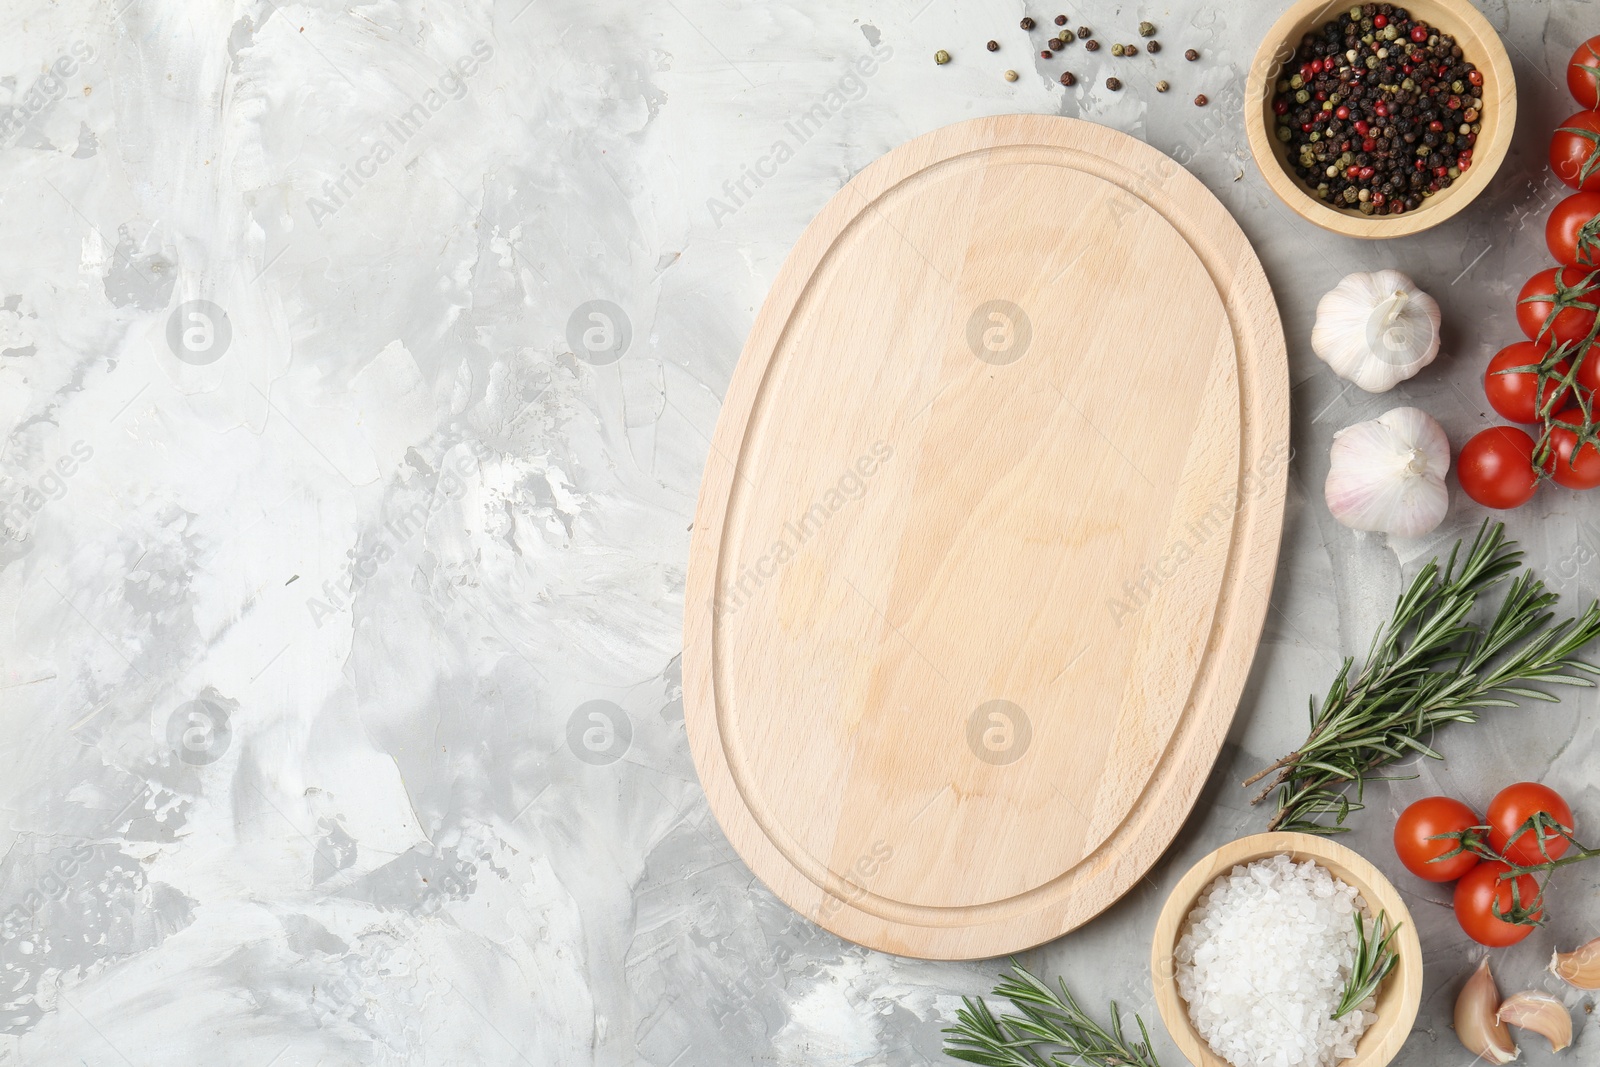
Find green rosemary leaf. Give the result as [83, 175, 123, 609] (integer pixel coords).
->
[942, 963, 1161, 1067]
[1333, 910, 1402, 1020]
[1248, 522, 1600, 833]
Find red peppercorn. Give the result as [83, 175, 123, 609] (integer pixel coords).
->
[1359, 166, 1376, 180]
[1041, 49, 1053, 58]
[1373, 192, 1387, 206]
[1392, 200, 1407, 213]
[1274, 99, 1290, 115]
[1302, 122, 1314, 132]
[1434, 165, 1449, 177]
[1361, 138, 1376, 152]
[1374, 14, 1389, 28]
[1469, 70, 1484, 86]
[1355, 120, 1370, 135]
[1410, 25, 1429, 43]
[1447, 95, 1462, 110]
[1347, 165, 1362, 179]
[1428, 120, 1444, 131]
[1335, 105, 1350, 119]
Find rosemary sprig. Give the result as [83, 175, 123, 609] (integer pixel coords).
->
[1245, 521, 1600, 834]
[943, 962, 1161, 1067]
[1333, 910, 1401, 1020]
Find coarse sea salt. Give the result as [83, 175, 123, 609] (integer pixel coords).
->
[1174, 853, 1375, 1067]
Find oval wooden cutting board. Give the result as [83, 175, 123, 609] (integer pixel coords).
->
[684, 115, 1288, 960]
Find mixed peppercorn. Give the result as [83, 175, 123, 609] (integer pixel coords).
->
[935, 14, 1205, 99]
[1272, 3, 1485, 216]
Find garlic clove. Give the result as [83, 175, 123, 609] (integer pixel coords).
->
[1456, 958, 1519, 1064]
[1312, 269, 1442, 393]
[1497, 991, 1572, 1052]
[1325, 407, 1451, 538]
[1551, 936, 1600, 989]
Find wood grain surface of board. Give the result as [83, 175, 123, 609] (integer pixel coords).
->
[684, 114, 1290, 960]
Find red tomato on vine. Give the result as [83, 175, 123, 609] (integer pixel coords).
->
[1486, 782, 1576, 865]
[1569, 35, 1600, 110]
[1454, 862, 1543, 946]
[1394, 796, 1481, 882]
[1547, 192, 1600, 266]
[1518, 266, 1600, 346]
[1552, 111, 1600, 192]
[1484, 342, 1570, 423]
[1457, 427, 1539, 510]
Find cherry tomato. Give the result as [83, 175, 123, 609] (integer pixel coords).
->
[1545, 409, 1600, 490]
[1569, 35, 1600, 110]
[1484, 342, 1570, 424]
[1454, 862, 1543, 946]
[1518, 266, 1600, 346]
[1457, 427, 1539, 510]
[1546, 192, 1600, 267]
[1394, 796, 1482, 882]
[1552, 111, 1600, 192]
[1580, 348, 1600, 395]
[1488, 782, 1576, 865]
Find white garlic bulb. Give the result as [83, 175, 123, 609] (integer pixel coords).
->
[1312, 270, 1442, 392]
[1325, 407, 1450, 538]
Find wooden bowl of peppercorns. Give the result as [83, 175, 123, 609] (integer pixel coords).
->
[1245, 0, 1515, 238]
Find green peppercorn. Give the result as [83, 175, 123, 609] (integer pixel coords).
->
[935, 49, 951, 64]
[1295, 89, 1311, 104]
[1138, 21, 1156, 37]
[1111, 43, 1125, 56]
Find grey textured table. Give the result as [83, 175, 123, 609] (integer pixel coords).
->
[1, 1, 1596, 1064]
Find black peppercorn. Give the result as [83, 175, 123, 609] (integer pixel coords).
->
[1077, 26, 1091, 39]
[1020, 17, 1035, 29]
[1106, 76, 1122, 90]
[1060, 71, 1076, 85]
[1049, 38, 1065, 50]
[1055, 14, 1068, 26]
[1085, 39, 1100, 51]
[987, 40, 999, 51]
[1185, 48, 1200, 61]
[1147, 41, 1162, 53]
